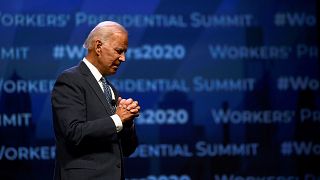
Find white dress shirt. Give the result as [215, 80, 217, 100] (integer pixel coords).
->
[82, 58, 123, 132]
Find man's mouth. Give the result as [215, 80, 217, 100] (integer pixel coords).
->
[112, 62, 120, 68]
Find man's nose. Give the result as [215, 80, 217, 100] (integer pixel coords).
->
[119, 53, 126, 61]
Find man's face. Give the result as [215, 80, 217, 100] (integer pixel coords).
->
[97, 31, 128, 76]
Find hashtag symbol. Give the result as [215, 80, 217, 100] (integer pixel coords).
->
[274, 13, 286, 26]
[281, 142, 293, 156]
[277, 77, 289, 91]
[52, 45, 65, 59]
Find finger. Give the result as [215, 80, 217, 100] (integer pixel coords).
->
[131, 101, 138, 107]
[120, 99, 126, 105]
[130, 109, 139, 113]
[125, 98, 133, 105]
[129, 106, 140, 112]
[116, 97, 121, 106]
[130, 106, 140, 113]
[127, 103, 137, 110]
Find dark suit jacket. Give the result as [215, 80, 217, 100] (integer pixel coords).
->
[51, 61, 138, 180]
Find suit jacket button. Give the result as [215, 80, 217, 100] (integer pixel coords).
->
[116, 163, 121, 168]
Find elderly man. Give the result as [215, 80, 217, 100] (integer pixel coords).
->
[51, 21, 139, 180]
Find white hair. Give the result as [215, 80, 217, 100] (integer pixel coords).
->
[83, 21, 127, 50]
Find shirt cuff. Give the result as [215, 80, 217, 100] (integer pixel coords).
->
[111, 114, 123, 132]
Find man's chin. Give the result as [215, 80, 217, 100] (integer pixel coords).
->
[106, 70, 117, 76]
[104, 66, 119, 76]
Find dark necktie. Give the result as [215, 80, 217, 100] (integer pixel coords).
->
[100, 77, 116, 113]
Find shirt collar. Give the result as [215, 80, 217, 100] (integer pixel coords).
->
[82, 57, 103, 82]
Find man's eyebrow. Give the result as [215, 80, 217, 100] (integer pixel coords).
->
[115, 47, 127, 52]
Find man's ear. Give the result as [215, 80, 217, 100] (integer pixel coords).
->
[95, 40, 102, 56]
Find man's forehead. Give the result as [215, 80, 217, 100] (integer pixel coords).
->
[107, 33, 128, 46]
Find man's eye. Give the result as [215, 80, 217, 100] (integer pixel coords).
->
[115, 49, 124, 54]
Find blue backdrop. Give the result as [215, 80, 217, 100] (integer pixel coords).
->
[0, 0, 319, 179]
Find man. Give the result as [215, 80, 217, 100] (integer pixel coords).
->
[51, 21, 139, 180]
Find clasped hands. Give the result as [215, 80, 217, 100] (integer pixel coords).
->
[116, 97, 140, 125]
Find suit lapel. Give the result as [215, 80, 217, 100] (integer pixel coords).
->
[78, 61, 113, 114]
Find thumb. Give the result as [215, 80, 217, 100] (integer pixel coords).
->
[117, 97, 122, 105]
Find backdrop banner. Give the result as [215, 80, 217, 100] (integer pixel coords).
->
[0, 0, 319, 179]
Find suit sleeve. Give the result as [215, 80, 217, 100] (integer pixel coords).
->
[52, 73, 117, 146]
[119, 123, 138, 157]
[112, 88, 138, 157]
